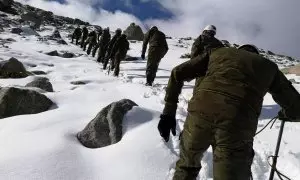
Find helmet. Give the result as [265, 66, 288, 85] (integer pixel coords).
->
[116, 28, 122, 34]
[150, 26, 158, 31]
[238, 44, 260, 54]
[203, 25, 217, 34]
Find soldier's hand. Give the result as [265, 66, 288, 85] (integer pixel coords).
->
[141, 54, 145, 60]
[158, 114, 176, 142]
[278, 109, 300, 122]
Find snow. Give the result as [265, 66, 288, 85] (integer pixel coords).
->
[0, 22, 300, 180]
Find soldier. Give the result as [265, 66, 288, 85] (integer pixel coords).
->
[141, 26, 168, 86]
[83, 29, 98, 55]
[158, 43, 300, 180]
[71, 26, 82, 45]
[92, 27, 103, 57]
[109, 34, 129, 77]
[80, 26, 88, 48]
[103, 28, 122, 70]
[96, 27, 111, 63]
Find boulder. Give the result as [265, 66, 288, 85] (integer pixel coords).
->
[123, 23, 144, 41]
[77, 99, 138, 148]
[180, 53, 191, 59]
[57, 39, 68, 45]
[25, 77, 54, 92]
[11, 28, 23, 34]
[0, 0, 13, 11]
[0, 57, 30, 78]
[51, 28, 62, 39]
[0, 87, 54, 119]
[20, 12, 42, 29]
[62, 52, 75, 58]
[20, 26, 40, 36]
[70, 81, 88, 85]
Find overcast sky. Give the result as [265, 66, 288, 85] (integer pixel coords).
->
[17, 0, 300, 58]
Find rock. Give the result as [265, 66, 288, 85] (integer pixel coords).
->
[281, 64, 300, 76]
[0, 87, 54, 119]
[289, 79, 300, 84]
[51, 28, 62, 39]
[77, 99, 138, 148]
[125, 55, 139, 61]
[221, 40, 231, 47]
[24, 62, 37, 67]
[0, 0, 13, 11]
[20, 26, 40, 36]
[180, 53, 191, 59]
[45, 50, 59, 56]
[70, 80, 89, 85]
[267, 50, 275, 55]
[31, 70, 47, 75]
[0, 57, 30, 78]
[73, 18, 89, 25]
[123, 22, 144, 41]
[5, 38, 16, 42]
[25, 77, 54, 92]
[20, 12, 42, 29]
[180, 37, 192, 41]
[62, 52, 75, 58]
[233, 44, 239, 48]
[40, 63, 54, 67]
[11, 28, 23, 34]
[57, 39, 67, 45]
[166, 36, 172, 39]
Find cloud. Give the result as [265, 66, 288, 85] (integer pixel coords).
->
[15, 0, 145, 31]
[145, 0, 300, 58]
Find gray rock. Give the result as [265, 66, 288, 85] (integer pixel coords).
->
[123, 22, 144, 41]
[62, 52, 74, 58]
[0, 57, 30, 78]
[45, 50, 59, 56]
[51, 28, 62, 39]
[0, 0, 13, 11]
[57, 39, 67, 45]
[31, 70, 46, 75]
[21, 12, 42, 29]
[180, 53, 191, 59]
[20, 26, 40, 36]
[221, 40, 231, 47]
[70, 80, 89, 85]
[0, 87, 54, 119]
[25, 77, 54, 92]
[11, 28, 23, 34]
[77, 99, 138, 148]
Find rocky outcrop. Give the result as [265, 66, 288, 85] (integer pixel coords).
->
[124, 23, 144, 41]
[0, 57, 31, 78]
[77, 99, 138, 148]
[25, 77, 54, 92]
[0, 87, 54, 119]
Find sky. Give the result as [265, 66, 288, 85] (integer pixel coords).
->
[16, 0, 300, 58]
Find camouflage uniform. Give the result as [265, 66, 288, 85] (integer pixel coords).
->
[162, 47, 300, 180]
[103, 29, 122, 70]
[71, 27, 82, 45]
[96, 28, 111, 63]
[109, 34, 129, 76]
[142, 27, 168, 85]
[83, 31, 97, 55]
[80, 27, 88, 48]
[92, 28, 103, 57]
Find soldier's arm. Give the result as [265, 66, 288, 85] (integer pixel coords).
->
[142, 31, 150, 55]
[163, 53, 209, 116]
[269, 70, 300, 122]
[191, 36, 202, 58]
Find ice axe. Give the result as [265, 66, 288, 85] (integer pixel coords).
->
[269, 120, 287, 180]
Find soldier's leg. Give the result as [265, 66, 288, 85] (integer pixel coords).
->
[80, 37, 84, 48]
[71, 35, 74, 43]
[173, 112, 212, 180]
[213, 129, 254, 180]
[87, 43, 94, 55]
[113, 57, 121, 77]
[103, 52, 110, 69]
[92, 44, 99, 57]
[83, 40, 89, 51]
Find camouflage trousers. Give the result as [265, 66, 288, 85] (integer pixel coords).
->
[80, 35, 87, 48]
[146, 47, 167, 84]
[97, 45, 108, 63]
[71, 35, 80, 45]
[173, 91, 257, 180]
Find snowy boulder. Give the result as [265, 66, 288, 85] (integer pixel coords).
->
[20, 26, 40, 36]
[0, 57, 31, 78]
[124, 23, 144, 41]
[77, 99, 138, 148]
[45, 50, 59, 56]
[31, 70, 47, 75]
[25, 77, 54, 92]
[21, 12, 42, 29]
[51, 28, 62, 39]
[0, 87, 54, 119]
[62, 52, 75, 58]
[57, 39, 67, 45]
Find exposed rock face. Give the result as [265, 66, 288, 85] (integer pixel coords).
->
[0, 57, 31, 78]
[25, 77, 54, 92]
[0, 87, 54, 119]
[21, 12, 42, 29]
[77, 99, 138, 148]
[123, 23, 144, 41]
[11, 28, 23, 34]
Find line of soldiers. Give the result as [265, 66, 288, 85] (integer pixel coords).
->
[71, 25, 129, 77]
[72, 25, 169, 85]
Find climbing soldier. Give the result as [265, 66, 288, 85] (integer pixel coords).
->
[96, 27, 111, 63]
[80, 26, 88, 48]
[71, 25, 82, 45]
[103, 28, 122, 70]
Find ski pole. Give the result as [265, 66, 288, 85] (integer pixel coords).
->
[269, 120, 285, 180]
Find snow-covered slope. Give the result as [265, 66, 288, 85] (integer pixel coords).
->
[1, 6, 300, 180]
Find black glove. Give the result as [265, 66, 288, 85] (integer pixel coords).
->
[158, 114, 176, 142]
[141, 54, 145, 60]
[278, 109, 293, 121]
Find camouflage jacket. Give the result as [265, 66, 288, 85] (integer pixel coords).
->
[163, 47, 300, 122]
[142, 29, 168, 55]
[99, 30, 111, 47]
[111, 35, 129, 58]
[191, 34, 223, 59]
[107, 33, 122, 56]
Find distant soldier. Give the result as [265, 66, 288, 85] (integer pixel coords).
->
[71, 26, 82, 45]
[83, 30, 98, 55]
[80, 26, 88, 48]
[96, 27, 111, 63]
[109, 34, 130, 76]
[92, 27, 103, 57]
[141, 26, 168, 86]
[103, 28, 122, 70]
